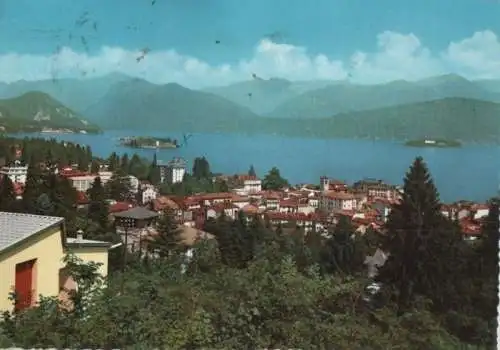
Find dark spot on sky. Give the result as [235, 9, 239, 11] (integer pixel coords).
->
[81, 36, 89, 53]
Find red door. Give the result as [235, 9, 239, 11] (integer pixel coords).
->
[15, 259, 35, 311]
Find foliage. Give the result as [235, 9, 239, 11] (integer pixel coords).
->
[0, 176, 16, 211]
[105, 168, 132, 201]
[0, 144, 496, 349]
[248, 164, 257, 177]
[86, 177, 109, 229]
[159, 174, 220, 196]
[147, 209, 184, 259]
[147, 153, 162, 185]
[192, 156, 211, 179]
[262, 166, 289, 190]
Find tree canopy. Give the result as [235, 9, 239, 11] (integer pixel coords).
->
[262, 166, 289, 190]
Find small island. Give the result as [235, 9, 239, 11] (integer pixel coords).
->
[119, 136, 179, 149]
[404, 139, 462, 148]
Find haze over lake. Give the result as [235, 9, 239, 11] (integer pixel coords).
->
[10, 130, 500, 203]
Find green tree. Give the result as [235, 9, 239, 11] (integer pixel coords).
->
[107, 152, 120, 171]
[87, 177, 109, 229]
[192, 157, 210, 179]
[213, 178, 229, 192]
[322, 215, 356, 275]
[248, 164, 257, 177]
[90, 160, 100, 174]
[148, 209, 184, 259]
[262, 167, 289, 190]
[44, 173, 78, 220]
[376, 157, 462, 316]
[147, 153, 161, 185]
[0, 176, 17, 211]
[120, 153, 129, 174]
[106, 169, 132, 201]
[128, 154, 147, 179]
[22, 165, 44, 214]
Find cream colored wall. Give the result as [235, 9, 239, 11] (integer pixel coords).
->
[0, 226, 110, 313]
[0, 226, 65, 313]
[67, 247, 109, 278]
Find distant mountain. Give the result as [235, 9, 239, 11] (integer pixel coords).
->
[84, 78, 259, 131]
[0, 73, 131, 113]
[241, 97, 500, 143]
[267, 74, 500, 119]
[203, 78, 334, 114]
[474, 79, 500, 93]
[0, 91, 100, 133]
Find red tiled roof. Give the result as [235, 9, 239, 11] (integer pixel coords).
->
[260, 191, 281, 200]
[242, 204, 259, 214]
[152, 196, 180, 211]
[211, 201, 235, 211]
[191, 192, 234, 201]
[324, 191, 356, 200]
[232, 195, 250, 202]
[265, 211, 320, 222]
[460, 219, 482, 236]
[471, 203, 489, 211]
[336, 210, 355, 217]
[109, 202, 134, 213]
[59, 168, 91, 178]
[280, 199, 298, 207]
[76, 191, 89, 204]
[239, 174, 258, 181]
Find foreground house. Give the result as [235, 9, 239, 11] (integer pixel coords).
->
[0, 212, 113, 313]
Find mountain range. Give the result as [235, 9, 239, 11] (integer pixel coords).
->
[0, 92, 100, 133]
[265, 74, 500, 119]
[84, 79, 259, 131]
[0, 73, 499, 142]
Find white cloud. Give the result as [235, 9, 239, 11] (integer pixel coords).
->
[0, 30, 499, 88]
[442, 30, 500, 80]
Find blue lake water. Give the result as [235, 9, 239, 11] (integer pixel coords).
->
[8, 130, 500, 203]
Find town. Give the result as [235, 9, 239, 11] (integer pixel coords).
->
[1, 149, 490, 243]
[0, 137, 497, 349]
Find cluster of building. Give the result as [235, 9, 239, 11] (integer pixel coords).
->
[1, 153, 492, 242]
[112, 173, 491, 242]
[0, 153, 494, 316]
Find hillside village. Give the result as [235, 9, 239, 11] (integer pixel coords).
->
[1, 154, 490, 246]
[0, 139, 497, 348]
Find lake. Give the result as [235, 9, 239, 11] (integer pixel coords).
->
[8, 130, 500, 203]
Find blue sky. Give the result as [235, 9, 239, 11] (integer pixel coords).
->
[0, 0, 499, 86]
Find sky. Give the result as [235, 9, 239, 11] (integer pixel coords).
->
[0, 0, 500, 88]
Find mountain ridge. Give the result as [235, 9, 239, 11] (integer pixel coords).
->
[239, 97, 500, 143]
[84, 78, 260, 131]
[264, 75, 500, 119]
[0, 91, 100, 133]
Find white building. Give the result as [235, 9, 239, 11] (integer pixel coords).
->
[67, 174, 96, 192]
[142, 186, 158, 204]
[243, 179, 262, 194]
[320, 191, 357, 212]
[98, 171, 113, 184]
[158, 158, 187, 184]
[127, 175, 139, 193]
[0, 160, 28, 184]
